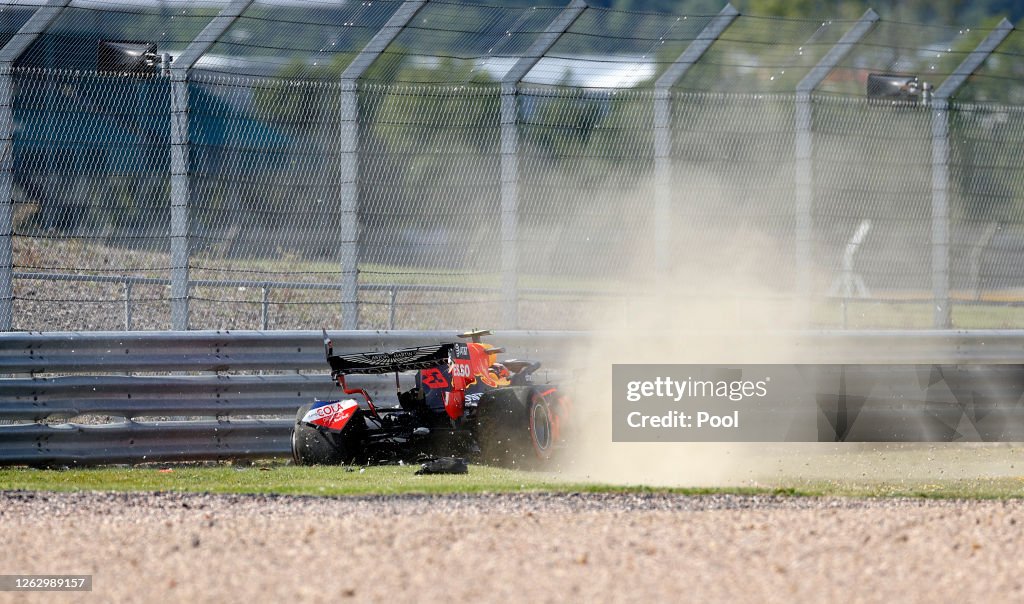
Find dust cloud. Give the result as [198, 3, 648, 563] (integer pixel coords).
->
[540, 166, 955, 489]
[551, 226, 1022, 487]
[550, 192, 812, 487]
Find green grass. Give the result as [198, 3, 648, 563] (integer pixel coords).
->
[5, 452, 1024, 500]
[767, 477, 1024, 499]
[0, 463, 778, 498]
[738, 443, 1024, 499]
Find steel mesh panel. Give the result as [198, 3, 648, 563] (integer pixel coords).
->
[518, 87, 654, 283]
[948, 102, 1024, 319]
[358, 81, 502, 328]
[11, 69, 172, 330]
[187, 73, 343, 329]
[3, 6, 1024, 331]
[811, 95, 931, 298]
[669, 92, 796, 291]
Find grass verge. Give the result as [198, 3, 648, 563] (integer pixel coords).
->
[4, 460, 1024, 499]
[761, 477, 1024, 500]
[0, 463, 783, 498]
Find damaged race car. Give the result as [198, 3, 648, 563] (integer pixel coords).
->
[291, 330, 572, 468]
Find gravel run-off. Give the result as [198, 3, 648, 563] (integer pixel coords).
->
[3, 490, 1024, 603]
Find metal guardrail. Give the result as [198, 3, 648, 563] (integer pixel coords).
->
[0, 329, 581, 466]
[4, 329, 1024, 375]
[0, 419, 292, 466]
[0, 374, 401, 421]
[0, 329, 584, 374]
[3, 329, 1024, 466]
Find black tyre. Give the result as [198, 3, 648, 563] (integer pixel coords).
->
[476, 387, 555, 468]
[291, 403, 347, 466]
[528, 393, 556, 460]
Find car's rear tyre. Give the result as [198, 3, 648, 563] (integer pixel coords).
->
[291, 403, 347, 465]
[477, 387, 555, 469]
[529, 393, 556, 460]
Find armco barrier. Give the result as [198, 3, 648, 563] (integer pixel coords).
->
[0, 330, 582, 466]
[3, 329, 1024, 374]
[0, 374, 392, 422]
[0, 330, 586, 374]
[0, 420, 292, 466]
[3, 330, 1024, 466]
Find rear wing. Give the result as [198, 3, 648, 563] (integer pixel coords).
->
[326, 342, 454, 376]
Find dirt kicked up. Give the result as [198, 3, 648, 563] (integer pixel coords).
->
[2, 490, 1023, 603]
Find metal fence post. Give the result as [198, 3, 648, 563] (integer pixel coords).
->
[169, 0, 254, 331]
[338, 0, 426, 330]
[793, 9, 878, 322]
[337, 79, 360, 330]
[500, 0, 586, 329]
[929, 19, 1012, 329]
[0, 0, 70, 331]
[123, 279, 133, 330]
[499, 88, 520, 329]
[169, 73, 190, 330]
[0, 67, 14, 334]
[388, 288, 397, 330]
[260, 286, 269, 330]
[652, 4, 737, 275]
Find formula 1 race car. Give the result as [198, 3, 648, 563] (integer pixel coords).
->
[291, 330, 572, 468]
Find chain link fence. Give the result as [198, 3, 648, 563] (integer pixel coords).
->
[3, 1, 1024, 331]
